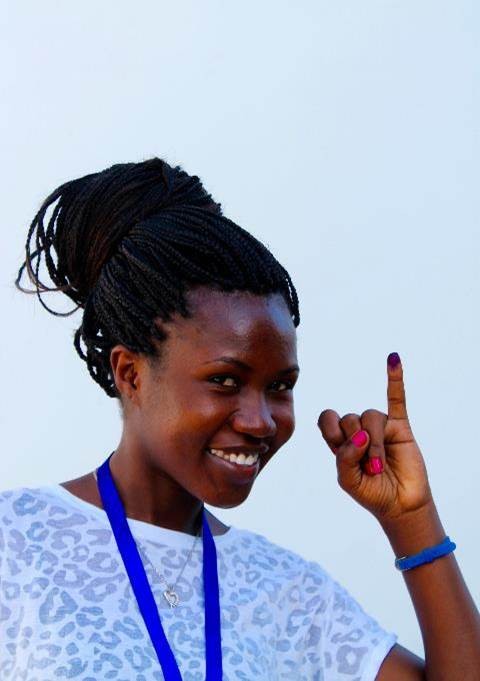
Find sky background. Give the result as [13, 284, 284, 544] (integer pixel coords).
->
[1, 0, 478, 658]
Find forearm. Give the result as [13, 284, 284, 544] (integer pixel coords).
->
[379, 502, 480, 681]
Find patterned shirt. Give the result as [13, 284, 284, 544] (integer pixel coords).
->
[0, 483, 398, 679]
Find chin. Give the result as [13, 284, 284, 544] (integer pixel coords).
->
[203, 486, 253, 509]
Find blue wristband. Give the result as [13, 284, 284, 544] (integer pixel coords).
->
[395, 535, 456, 571]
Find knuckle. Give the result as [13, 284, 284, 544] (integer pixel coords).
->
[368, 442, 384, 453]
[318, 409, 333, 423]
[341, 412, 360, 422]
[361, 408, 385, 419]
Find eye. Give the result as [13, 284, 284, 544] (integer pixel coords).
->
[270, 380, 295, 392]
[208, 375, 239, 388]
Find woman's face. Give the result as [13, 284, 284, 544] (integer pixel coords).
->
[122, 286, 299, 509]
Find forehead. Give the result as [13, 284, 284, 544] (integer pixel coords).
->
[165, 287, 296, 356]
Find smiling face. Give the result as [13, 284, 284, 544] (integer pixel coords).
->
[116, 286, 299, 509]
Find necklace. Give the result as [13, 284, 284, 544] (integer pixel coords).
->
[93, 467, 201, 608]
[137, 529, 201, 608]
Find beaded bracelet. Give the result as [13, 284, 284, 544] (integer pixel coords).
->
[395, 535, 456, 571]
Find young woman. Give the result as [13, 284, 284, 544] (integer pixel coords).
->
[3, 158, 479, 679]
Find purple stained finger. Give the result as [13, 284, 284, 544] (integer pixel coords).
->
[387, 352, 401, 368]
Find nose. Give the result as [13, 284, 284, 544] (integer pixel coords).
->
[230, 392, 277, 439]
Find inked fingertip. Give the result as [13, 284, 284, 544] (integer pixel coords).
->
[387, 352, 401, 368]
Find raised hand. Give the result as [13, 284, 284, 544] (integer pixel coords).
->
[317, 352, 434, 523]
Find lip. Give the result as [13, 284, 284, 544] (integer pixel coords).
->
[207, 445, 269, 455]
[205, 448, 260, 484]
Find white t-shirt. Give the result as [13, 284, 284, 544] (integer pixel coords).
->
[0, 484, 398, 680]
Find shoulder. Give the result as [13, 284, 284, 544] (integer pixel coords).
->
[0, 485, 55, 585]
[227, 528, 399, 677]
[0, 484, 68, 556]
[0, 484, 49, 522]
[227, 525, 333, 593]
[0, 484, 54, 520]
[228, 527, 398, 630]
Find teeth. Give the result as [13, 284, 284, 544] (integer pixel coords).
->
[208, 449, 259, 466]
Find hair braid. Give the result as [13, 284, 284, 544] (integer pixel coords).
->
[16, 157, 300, 398]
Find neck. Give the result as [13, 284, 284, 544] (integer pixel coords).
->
[107, 444, 204, 537]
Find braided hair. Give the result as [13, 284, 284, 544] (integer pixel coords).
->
[15, 158, 300, 399]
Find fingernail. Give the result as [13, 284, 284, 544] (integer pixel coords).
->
[365, 457, 384, 475]
[387, 352, 401, 368]
[351, 430, 368, 447]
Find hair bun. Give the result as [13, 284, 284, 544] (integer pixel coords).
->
[15, 157, 222, 314]
[16, 157, 299, 398]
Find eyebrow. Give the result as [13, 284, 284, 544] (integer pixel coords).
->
[202, 356, 300, 375]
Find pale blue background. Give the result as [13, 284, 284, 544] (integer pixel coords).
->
[1, 0, 478, 659]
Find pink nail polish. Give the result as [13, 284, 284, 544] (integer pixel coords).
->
[352, 430, 368, 447]
[367, 457, 383, 474]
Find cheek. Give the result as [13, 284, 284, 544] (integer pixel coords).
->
[154, 392, 232, 445]
[274, 402, 296, 441]
[148, 380, 222, 420]
[181, 395, 233, 427]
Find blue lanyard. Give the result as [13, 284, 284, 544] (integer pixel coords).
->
[96, 452, 223, 680]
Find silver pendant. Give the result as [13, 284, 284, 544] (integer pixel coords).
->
[163, 588, 180, 608]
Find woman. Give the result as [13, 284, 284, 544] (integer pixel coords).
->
[3, 158, 479, 679]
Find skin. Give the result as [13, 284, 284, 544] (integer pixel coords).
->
[60, 286, 299, 537]
[60, 285, 480, 677]
[317, 357, 480, 678]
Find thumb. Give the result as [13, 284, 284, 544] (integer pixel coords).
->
[336, 430, 370, 489]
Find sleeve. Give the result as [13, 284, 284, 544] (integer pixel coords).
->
[318, 570, 398, 680]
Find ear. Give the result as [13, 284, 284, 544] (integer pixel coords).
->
[110, 345, 143, 406]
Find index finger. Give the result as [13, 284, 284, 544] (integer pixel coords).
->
[387, 352, 408, 420]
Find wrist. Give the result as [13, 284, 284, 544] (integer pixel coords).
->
[377, 501, 447, 559]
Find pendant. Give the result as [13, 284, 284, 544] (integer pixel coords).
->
[163, 588, 180, 608]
